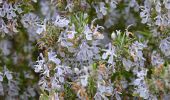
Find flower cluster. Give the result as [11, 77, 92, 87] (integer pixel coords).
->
[1, 0, 170, 100]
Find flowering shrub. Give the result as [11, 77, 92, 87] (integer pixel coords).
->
[1, 0, 170, 99]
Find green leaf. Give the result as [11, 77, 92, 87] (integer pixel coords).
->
[92, 63, 97, 70]
[39, 93, 49, 100]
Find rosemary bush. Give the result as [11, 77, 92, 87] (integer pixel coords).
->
[0, 0, 170, 100]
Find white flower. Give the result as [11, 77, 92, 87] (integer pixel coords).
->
[111, 31, 116, 40]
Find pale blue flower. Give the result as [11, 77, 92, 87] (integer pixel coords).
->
[7, 80, 20, 97]
[159, 37, 170, 56]
[80, 75, 88, 87]
[14, 3, 23, 14]
[151, 51, 164, 67]
[34, 53, 44, 73]
[48, 51, 61, 65]
[67, 24, 77, 39]
[0, 72, 3, 82]
[132, 68, 149, 99]
[54, 15, 69, 28]
[0, 40, 12, 56]
[93, 3, 104, 19]
[114, 89, 122, 100]
[93, 25, 104, 39]
[129, 41, 147, 67]
[76, 41, 93, 61]
[36, 20, 46, 34]
[164, 0, 170, 9]
[40, 0, 50, 16]
[21, 13, 40, 29]
[23, 71, 34, 79]
[99, 2, 107, 16]
[102, 43, 116, 64]
[122, 58, 133, 71]
[0, 82, 4, 95]
[51, 77, 61, 90]
[155, 14, 163, 26]
[110, 0, 117, 9]
[140, 1, 151, 24]
[4, 66, 13, 80]
[0, 18, 9, 33]
[42, 65, 50, 77]
[38, 77, 49, 91]
[0, 8, 5, 17]
[26, 86, 36, 97]
[84, 25, 93, 40]
[155, 0, 161, 13]
[65, 0, 74, 12]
